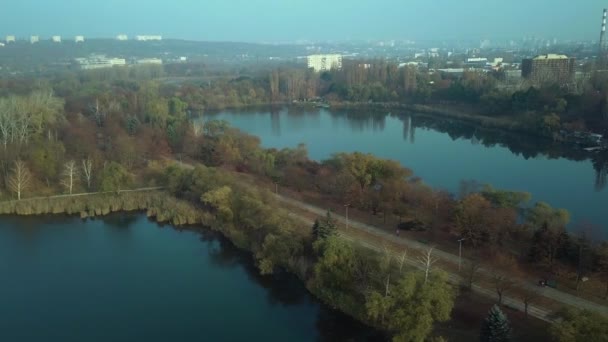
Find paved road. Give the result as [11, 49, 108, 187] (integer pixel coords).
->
[278, 193, 608, 321]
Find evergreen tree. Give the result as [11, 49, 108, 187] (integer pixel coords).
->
[480, 305, 511, 342]
[312, 211, 337, 241]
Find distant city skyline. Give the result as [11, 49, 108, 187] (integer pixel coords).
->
[2, 0, 606, 43]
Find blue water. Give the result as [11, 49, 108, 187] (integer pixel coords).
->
[0, 214, 380, 342]
[202, 108, 607, 232]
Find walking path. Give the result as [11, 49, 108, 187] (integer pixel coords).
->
[278, 193, 608, 321]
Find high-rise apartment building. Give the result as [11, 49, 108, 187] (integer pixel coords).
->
[521, 54, 575, 86]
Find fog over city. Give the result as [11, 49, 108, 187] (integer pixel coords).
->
[3, 0, 605, 42]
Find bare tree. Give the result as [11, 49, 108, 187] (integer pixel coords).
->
[8, 160, 31, 200]
[417, 246, 439, 284]
[491, 254, 520, 305]
[520, 287, 542, 318]
[192, 121, 204, 137]
[464, 255, 483, 290]
[398, 249, 408, 274]
[81, 157, 93, 190]
[61, 160, 78, 194]
[493, 273, 516, 306]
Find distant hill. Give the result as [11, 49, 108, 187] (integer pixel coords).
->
[0, 39, 308, 74]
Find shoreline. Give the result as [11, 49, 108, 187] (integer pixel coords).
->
[204, 101, 606, 150]
[0, 190, 378, 326]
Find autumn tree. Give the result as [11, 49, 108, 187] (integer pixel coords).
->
[550, 308, 608, 342]
[99, 162, 133, 192]
[365, 271, 455, 342]
[527, 202, 570, 266]
[454, 193, 510, 247]
[595, 242, 608, 298]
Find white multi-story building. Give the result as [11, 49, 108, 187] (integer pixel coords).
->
[135, 35, 162, 41]
[30, 35, 39, 44]
[74, 55, 127, 70]
[5, 35, 16, 43]
[52, 35, 61, 43]
[136, 58, 163, 65]
[307, 54, 342, 72]
[75, 35, 85, 43]
[116, 34, 128, 41]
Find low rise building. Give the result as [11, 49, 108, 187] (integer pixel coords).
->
[136, 58, 163, 65]
[5, 35, 15, 43]
[51, 35, 61, 43]
[74, 55, 126, 70]
[30, 35, 39, 44]
[307, 54, 342, 72]
[116, 34, 128, 41]
[75, 35, 85, 43]
[135, 35, 162, 41]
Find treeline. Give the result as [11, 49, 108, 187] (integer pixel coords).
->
[163, 164, 455, 342]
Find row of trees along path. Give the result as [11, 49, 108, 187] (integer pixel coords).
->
[275, 193, 608, 321]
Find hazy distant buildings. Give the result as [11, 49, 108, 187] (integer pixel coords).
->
[51, 35, 61, 43]
[74, 55, 126, 70]
[116, 34, 128, 41]
[135, 35, 162, 41]
[30, 35, 39, 44]
[136, 58, 163, 65]
[521, 54, 575, 86]
[307, 54, 342, 72]
[75, 35, 85, 43]
[5, 35, 15, 43]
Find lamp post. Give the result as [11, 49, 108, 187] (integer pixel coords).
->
[458, 238, 466, 272]
[344, 204, 350, 230]
[274, 182, 278, 195]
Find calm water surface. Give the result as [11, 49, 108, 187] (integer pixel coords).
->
[202, 108, 608, 232]
[0, 214, 382, 342]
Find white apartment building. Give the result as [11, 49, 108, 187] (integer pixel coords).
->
[116, 34, 128, 41]
[74, 55, 126, 70]
[307, 54, 342, 72]
[75, 35, 85, 43]
[136, 58, 163, 65]
[5, 35, 16, 43]
[135, 35, 162, 41]
[52, 35, 61, 43]
[30, 35, 39, 44]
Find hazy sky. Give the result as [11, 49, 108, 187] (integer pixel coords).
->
[2, 0, 606, 42]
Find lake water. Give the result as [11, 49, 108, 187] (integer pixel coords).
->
[202, 107, 608, 233]
[0, 214, 382, 342]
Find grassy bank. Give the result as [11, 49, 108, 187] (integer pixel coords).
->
[0, 190, 202, 226]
